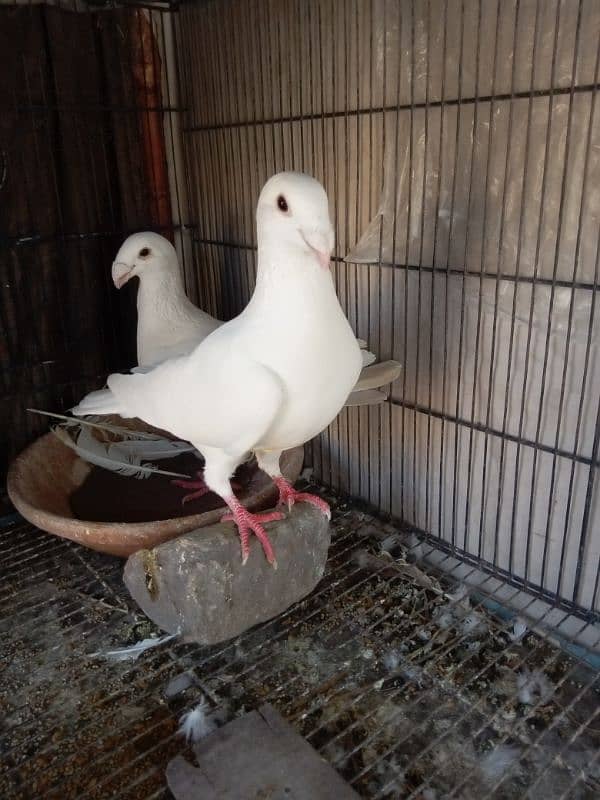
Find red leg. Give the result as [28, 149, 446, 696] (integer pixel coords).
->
[171, 471, 211, 504]
[220, 495, 283, 566]
[172, 471, 242, 505]
[273, 477, 331, 519]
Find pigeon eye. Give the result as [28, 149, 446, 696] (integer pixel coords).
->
[277, 195, 289, 213]
[139, 247, 151, 257]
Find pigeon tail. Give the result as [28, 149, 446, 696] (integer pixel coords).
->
[71, 388, 123, 418]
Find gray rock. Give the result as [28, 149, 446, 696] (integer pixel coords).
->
[123, 504, 330, 645]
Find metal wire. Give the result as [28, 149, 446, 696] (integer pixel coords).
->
[168, 0, 600, 619]
[2, 1, 600, 797]
[2, 491, 598, 799]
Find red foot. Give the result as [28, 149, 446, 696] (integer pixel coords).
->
[172, 472, 242, 505]
[171, 471, 211, 504]
[273, 477, 331, 519]
[220, 496, 283, 566]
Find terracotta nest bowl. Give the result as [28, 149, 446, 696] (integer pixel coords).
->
[7, 430, 304, 558]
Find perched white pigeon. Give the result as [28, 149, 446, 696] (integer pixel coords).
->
[112, 233, 399, 401]
[73, 172, 364, 566]
[111, 232, 221, 368]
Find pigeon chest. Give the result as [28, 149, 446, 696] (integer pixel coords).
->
[253, 315, 362, 450]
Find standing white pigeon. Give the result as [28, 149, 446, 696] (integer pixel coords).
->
[73, 172, 363, 566]
[111, 232, 221, 368]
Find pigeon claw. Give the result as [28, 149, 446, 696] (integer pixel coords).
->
[172, 471, 211, 505]
[273, 477, 331, 519]
[221, 498, 282, 566]
[173, 472, 243, 505]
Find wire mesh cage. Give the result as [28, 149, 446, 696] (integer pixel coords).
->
[1, 0, 600, 798]
[173, 0, 600, 619]
[0, 0, 188, 485]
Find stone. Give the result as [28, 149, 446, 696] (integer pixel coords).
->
[123, 504, 330, 645]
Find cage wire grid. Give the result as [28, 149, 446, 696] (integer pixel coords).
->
[0, 0, 191, 484]
[1, 0, 600, 798]
[170, 0, 600, 621]
[1, 485, 599, 799]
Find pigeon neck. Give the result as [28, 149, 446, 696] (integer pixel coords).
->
[252, 240, 335, 307]
[138, 266, 187, 310]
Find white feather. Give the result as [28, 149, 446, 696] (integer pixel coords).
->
[360, 348, 377, 367]
[509, 618, 528, 641]
[53, 427, 191, 480]
[480, 745, 523, 782]
[178, 699, 218, 743]
[28, 407, 161, 441]
[89, 632, 177, 661]
[517, 669, 554, 705]
[108, 437, 197, 461]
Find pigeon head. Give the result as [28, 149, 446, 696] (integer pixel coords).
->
[256, 172, 335, 270]
[111, 232, 178, 289]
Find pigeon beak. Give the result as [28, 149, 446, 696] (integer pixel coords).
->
[112, 260, 133, 289]
[301, 229, 334, 270]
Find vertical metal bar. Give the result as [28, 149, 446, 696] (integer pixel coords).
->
[240, 0, 262, 255]
[229, 1, 253, 302]
[388, 0, 405, 517]
[347, 0, 359, 498]
[365, 0, 375, 507]
[438, 0, 466, 544]
[176, 4, 209, 308]
[295, 0, 305, 173]
[463, 0, 504, 557]
[375, 0, 387, 512]
[285, 0, 297, 173]
[487, 0, 526, 569]
[276, 0, 286, 166]
[573, 390, 600, 604]
[216, 5, 243, 312]
[203, 4, 232, 319]
[536, 1, 590, 594]
[525, 0, 582, 592]
[412, 0, 431, 531]
[474, 0, 531, 570]
[340, 0, 351, 496]
[304, 0, 316, 471]
[559, 225, 600, 601]
[250, 0, 270, 208]
[424, 0, 448, 533]
[402, 0, 413, 522]
[409, 0, 418, 525]
[475, 0, 523, 565]
[323, 0, 338, 491]
[314, 0, 327, 482]
[449, 0, 481, 550]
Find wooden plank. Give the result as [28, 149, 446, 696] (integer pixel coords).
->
[166, 704, 361, 800]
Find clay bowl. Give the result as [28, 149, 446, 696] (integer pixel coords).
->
[7, 432, 304, 558]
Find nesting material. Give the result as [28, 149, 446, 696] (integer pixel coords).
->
[123, 504, 331, 645]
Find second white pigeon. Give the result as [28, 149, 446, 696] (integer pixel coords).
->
[111, 232, 221, 368]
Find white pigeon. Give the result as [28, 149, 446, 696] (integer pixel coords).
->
[111, 232, 221, 368]
[111, 233, 398, 399]
[73, 172, 364, 566]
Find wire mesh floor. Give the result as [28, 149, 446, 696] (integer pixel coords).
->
[1, 485, 599, 799]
